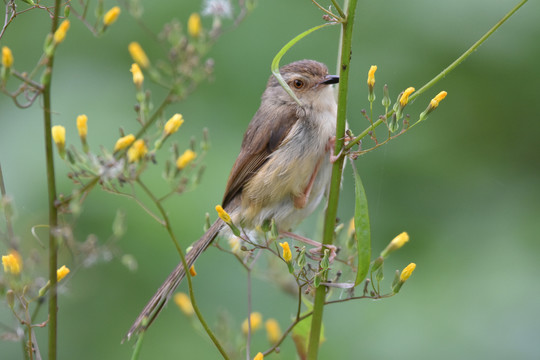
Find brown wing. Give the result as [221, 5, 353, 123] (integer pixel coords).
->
[222, 104, 298, 208]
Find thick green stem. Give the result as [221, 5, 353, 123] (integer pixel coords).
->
[306, 1, 358, 359]
[136, 180, 229, 359]
[44, 2, 62, 359]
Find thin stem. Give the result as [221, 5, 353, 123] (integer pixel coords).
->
[330, 0, 346, 18]
[245, 269, 252, 360]
[311, 0, 340, 20]
[307, 1, 357, 359]
[0, 163, 16, 248]
[345, 0, 528, 152]
[130, 329, 145, 360]
[136, 180, 230, 359]
[43, 1, 62, 359]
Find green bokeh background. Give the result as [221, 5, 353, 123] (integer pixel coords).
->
[1, 0, 539, 359]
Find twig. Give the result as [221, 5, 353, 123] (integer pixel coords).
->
[344, 0, 529, 153]
[136, 179, 230, 359]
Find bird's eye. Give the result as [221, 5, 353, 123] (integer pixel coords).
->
[293, 79, 304, 89]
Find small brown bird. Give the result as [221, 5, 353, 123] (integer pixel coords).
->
[126, 59, 339, 339]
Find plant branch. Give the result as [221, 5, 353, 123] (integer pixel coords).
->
[307, 0, 357, 358]
[135, 179, 230, 359]
[345, 0, 528, 152]
[43, 1, 62, 359]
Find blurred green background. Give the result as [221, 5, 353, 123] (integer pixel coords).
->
[1, 0, 539, 359]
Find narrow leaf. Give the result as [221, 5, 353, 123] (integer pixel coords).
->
[271, 22, 336, 106]
[352, 162, 371, 286]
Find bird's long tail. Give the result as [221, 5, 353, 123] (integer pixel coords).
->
[124, 219, 222, 341]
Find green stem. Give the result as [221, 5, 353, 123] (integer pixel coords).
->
[136, 180, 230, 359]
[345, 0, 528, 152]
[306, 0, 358, 359]
[0, 163, 16, 248]
[44, 2, 62, 359]
[130, 329, 145, 360]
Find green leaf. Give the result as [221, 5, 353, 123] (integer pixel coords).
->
[352, 162, 371, 286]
[292, 312, 325, 358]
[271, 22, 336, 106]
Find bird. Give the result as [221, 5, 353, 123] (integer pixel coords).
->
[126, 59, 339, 340]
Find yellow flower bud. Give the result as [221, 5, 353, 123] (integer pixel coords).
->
[399, 87, 415, 107]
[57, 265, 70, 281]
[188, 13, 202, 38]
[253, 353, 264, 360]
[114, 134, 135, 152]
[51, 125, 66, 147]
[215, 205, 231, 224]
[430, 91, 447, 109]
[400, 262, 416, 282]
[2, 250, 22, 275]
[127, 139, 148, 162]
[128, 42, 150, 69]
[164, 114, 184, 135]
[367, 65, 377, 87]
[176, 149, 197, 170]
[265, 319, 282, 344]
[76, 115, 88, 139]
[103, 6, 121, 26]
[2, 46, 13, 68]
[53, 20, 71, 44]
[381, 232, 409, 258]
[130, 63, 144, 87]
[242, 312, 262, 335]
[173, 292, 194, 316]
[279, 242, 292, 262]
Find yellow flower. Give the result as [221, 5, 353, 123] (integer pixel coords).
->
[430, 91, 448, 109]
[381, 232, 409, 258]
[367, 65, 377, 87]
[2, 251, 22, 275]
[279, 242, 292, 262]
[400, 262, 416, 282]
[215, 205, 231, 224]
[130, 63, 144, 87]
[114, 134, 135, 151]
[164, 114, 184, 135]
[242, 312, 262, 335]
[399, 87, 415, 107]
[127, 139, 148, 162]
[253, 353, 264, 360]
[128, 42, 150, 69]
[173, 292, 194, 316]
[53, 20, 71, 44]
[2, 46, 13, 68]
[188, 13, 202, 38]
[76, 115, 88, 139]
[265, 319, 282, 344]
[57, 265, 70, 281]
[176, 149, 197, 170]
[103, 6, 121, 26]
[189, 265, 197, 277]
[51, 125, 66, 147]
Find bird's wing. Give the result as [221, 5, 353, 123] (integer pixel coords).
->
[222, 105, 299, 208]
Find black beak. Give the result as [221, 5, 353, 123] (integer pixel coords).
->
[321, 75, 339, 85]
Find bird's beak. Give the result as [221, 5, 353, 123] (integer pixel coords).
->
[320, 75, 339, 85]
